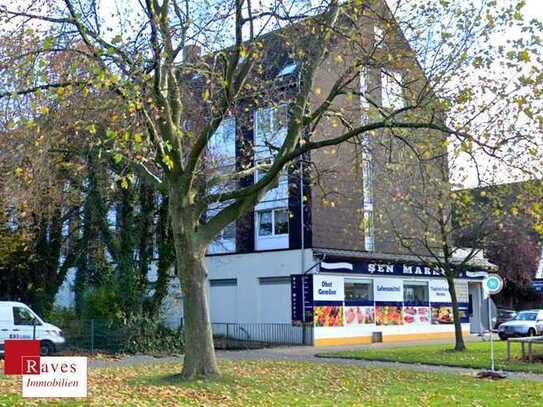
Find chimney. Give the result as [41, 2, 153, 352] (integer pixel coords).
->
[183, 44, 201, 64]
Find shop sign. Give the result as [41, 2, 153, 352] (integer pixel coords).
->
[313, 275, 344, 301]
[290, 275, 313, 325]
[321, 259, 485, 279]
[374, 278, 403, 302]
[429, 280, 451, 302]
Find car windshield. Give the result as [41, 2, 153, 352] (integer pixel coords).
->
[515, 312, 538, 321]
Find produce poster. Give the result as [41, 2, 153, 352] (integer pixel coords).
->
[375, 305, 403, 325]
[344, 306, 375, 326]
[403, 306, 430, 325]
[314, 305, 344, 327]
[431, 306, 454, 324]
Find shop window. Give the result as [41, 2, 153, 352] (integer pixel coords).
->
[257, 208, 289, 238]
[403, 281, 429, 305]
[345, 279, 373, 302]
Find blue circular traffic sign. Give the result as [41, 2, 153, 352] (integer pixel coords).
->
[483, 274, 504, 295]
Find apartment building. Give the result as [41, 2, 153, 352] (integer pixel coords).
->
[198, 3, 491, 346]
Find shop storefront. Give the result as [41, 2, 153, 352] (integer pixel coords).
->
[291, 258, 484, 346]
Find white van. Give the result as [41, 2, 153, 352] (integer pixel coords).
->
[0, 301, 66, 356]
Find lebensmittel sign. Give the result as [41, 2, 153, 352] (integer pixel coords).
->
[374, 278, 403, 302]
[313, 275, 344, 301]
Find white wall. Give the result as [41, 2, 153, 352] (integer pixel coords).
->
[258, 282, 292, 323]
[209, 285, 238, 323]
[206, 249, 313, 323]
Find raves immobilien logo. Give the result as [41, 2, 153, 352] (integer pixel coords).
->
[3, 340, 87, 398]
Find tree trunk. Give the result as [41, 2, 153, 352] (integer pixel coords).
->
[169, 195, 219, 378]
[447, 275, 466, 351]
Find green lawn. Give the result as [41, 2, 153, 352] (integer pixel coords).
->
[319, 341, 543, 374]
[1, 359, 543, 406]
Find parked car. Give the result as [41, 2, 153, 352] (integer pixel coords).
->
[498, 309, 543, 340]
[495, 308, 517, 329]
[0, 301, 65, 356]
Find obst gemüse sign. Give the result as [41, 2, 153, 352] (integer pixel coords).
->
[313, 275, 344, 301]
[3, 340, 87, 398]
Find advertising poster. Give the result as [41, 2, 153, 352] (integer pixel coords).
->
[402, 306, 430, 325]
[344, 306, 375, 326]
[314, 305, 344, 327]
[431, 305, 454, 324]
[375, 305, 403, 325]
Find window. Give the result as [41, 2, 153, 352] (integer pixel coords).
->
[13, 307, 40, 326]
[217, 222, 235, 241]
[374, 26, 385, 48]
[259, 276, 291, 285]
[359, 68, 369, 114]
[362, 160, 373, 205]
[345, 279, 373, 302]
[208, 117, 236, 165]
[381, 70, 404, 110]
[363, 210, 374, 251]
[277, 62, 298, 77]
[274, 209, 289, 235]
[210, 278, 237, 287]
[257, 208, 289, 237]
[254, 105, 288, 159]
[255, 165, 287, 189]
[403, 281, 429, 305]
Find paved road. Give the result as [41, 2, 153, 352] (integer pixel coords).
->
[88, 336, 543, 382]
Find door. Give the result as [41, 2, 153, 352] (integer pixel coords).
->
[468, 282, 483, 334]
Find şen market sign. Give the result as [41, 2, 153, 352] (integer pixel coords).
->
[321, 259, 484, 279]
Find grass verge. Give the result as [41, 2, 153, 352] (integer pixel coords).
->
[318, 341, 543, 374]
[0, 358, 543, 405]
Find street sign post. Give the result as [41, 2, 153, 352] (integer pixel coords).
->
[482, 274, 504, 374]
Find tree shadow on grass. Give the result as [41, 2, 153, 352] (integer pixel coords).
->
[128, 371, 236, 388]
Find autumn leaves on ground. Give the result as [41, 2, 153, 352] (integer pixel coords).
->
[1, 359, 543, 406]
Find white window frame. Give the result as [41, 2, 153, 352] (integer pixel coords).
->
[254, 104, 288, 160]
[277, 62, 298, 77]
[363, 209, 374, 252]
[381, 69, 405, 110]
[374, 26, 385, 49]
[208, 117, 236, 166]
[256, 208, 289, 239]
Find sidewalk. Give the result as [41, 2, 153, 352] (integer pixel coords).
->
[87, 336, 543, 382]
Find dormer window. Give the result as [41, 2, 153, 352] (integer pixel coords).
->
[277, 61, 298, 77]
